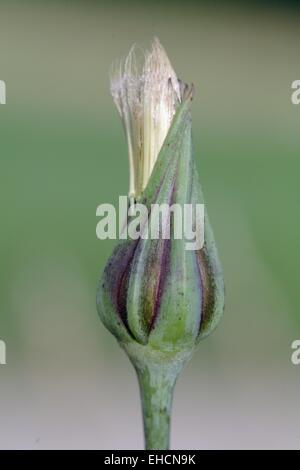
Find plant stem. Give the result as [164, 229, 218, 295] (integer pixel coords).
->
[122, 342, 192, 450]
[136, 361, 179, 450]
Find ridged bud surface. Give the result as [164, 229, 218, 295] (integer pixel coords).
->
[97, 93, 224, 357]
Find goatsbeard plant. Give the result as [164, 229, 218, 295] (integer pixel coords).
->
[97, 38, 224, 450]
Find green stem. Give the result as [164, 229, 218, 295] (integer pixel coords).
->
[121, 342, 193, 450]
[136, 361, 179, 450]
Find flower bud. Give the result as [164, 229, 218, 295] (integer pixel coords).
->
[98, 40, 223, 356]
[97, 39, 224, 449]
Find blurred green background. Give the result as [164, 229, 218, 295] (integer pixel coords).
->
[0, 0, 300, 449]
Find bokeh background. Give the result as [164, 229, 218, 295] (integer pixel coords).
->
[0, 0, 300, 449]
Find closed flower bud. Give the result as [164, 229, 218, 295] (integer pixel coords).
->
[97, 39, 224, 450]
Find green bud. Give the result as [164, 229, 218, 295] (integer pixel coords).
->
[97, 39, 224, 450]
